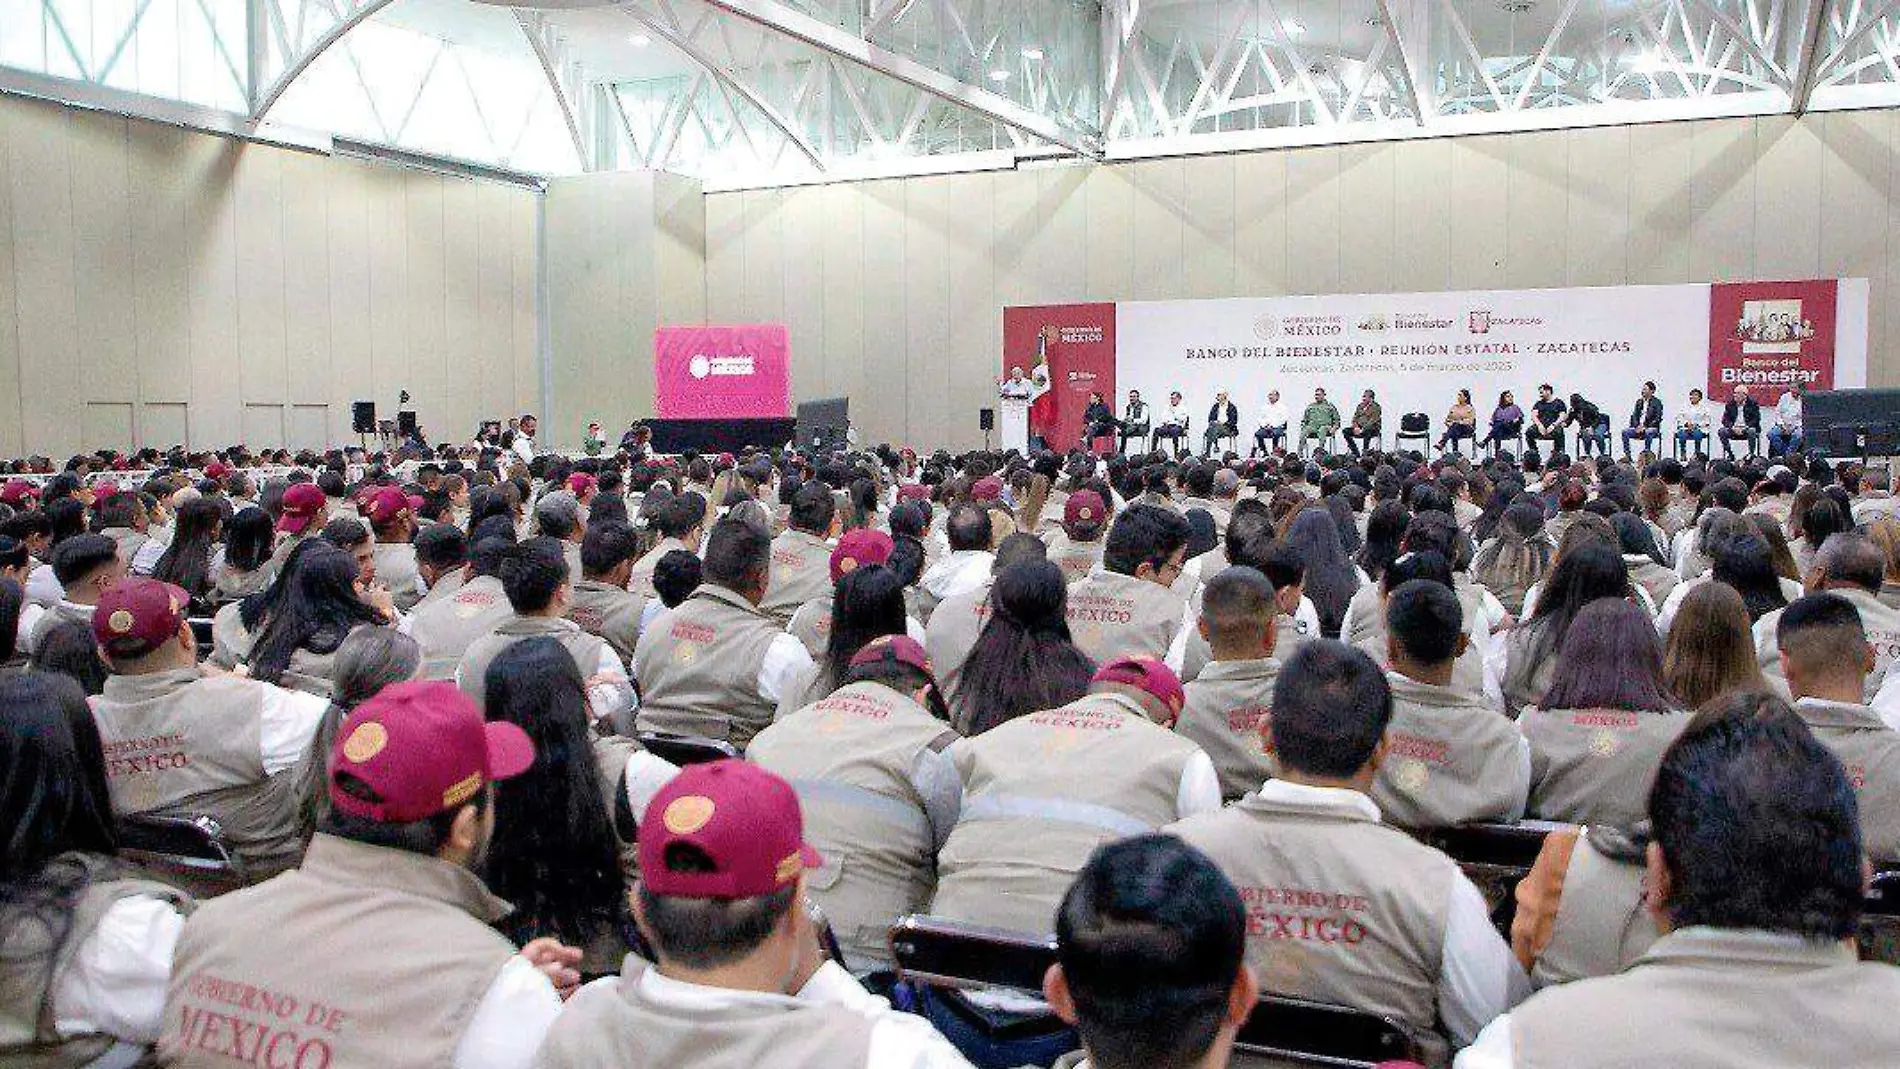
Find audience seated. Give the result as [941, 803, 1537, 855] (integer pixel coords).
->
[1173, 566, 1284, 801]
[565, 521, 648, 667]
[455, 537, 632, 724]
[923, 533, 1044, 700]
[635, 517, 813, 748]
[1510, 824, 1654, 989]
[761, 483, 840, 622]
[786, 529, 899, 659]
[1457, 695, 1900, 1067]
[408, 524, 520, 679]
[917, 504, 995, 624]
[156, 680, 577, 1068]
[29, 533, 121, 655]
[1777, 592, 1900, 862]
[1169, 640, 1528, 1060]
[1065, 505, 1192, 664]
[774, 562, 909, 714]
[534, 760, 973, 1068]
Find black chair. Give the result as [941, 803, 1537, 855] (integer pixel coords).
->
[117, 812, 247, 898]
[1423, 820, 1573, 935]
[889, 915, 1424, 1068]
[1394, 413, 1430, 453]
[1860, 869, 1900, 966]
[188, 617, 214, 660]
[635, 731, 741, 765]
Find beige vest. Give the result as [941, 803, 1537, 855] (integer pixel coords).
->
[923, 577, 993, 720]
[1626, 557, 1679, 610]
[786, 597, 832, 658]
[412, 566, 468, 612]
[566, 579, 648, 668]
[372, 542, 423, 611]
[90, 668, 306, 875]
[627, 537, 692, 601]
[760, 529, 834, 622]
[1064, 571, 1185, 665]
[102, 526, 150, 567]
[634, 584, 783, 747]
[457, 614, 613, 713]
[1530, 827, 1655, 989]
[1522, 707, 1693, 827]
[1370, 673, 1526, 830]
[0, 854, 192, 1067]
[210, 563, 271, 606]
[408, 574, 514, 680]
[1175, 658, 1281, 801]
[1512, 927, 1900, 1069]
[1166, 790, 1455, 1039]
[1349, 582, 1492, 704]
[159, 835, 519, 1069]
[932, 692, 1201, 935]
[533, 956, 874, 1069]
[749, 681, 958, 970]
[1180, 609, 1310, 685]
[1793, 698, 1900, 863]
[1758, 588, 1900, 704]
[1042, 531, 1103, 586]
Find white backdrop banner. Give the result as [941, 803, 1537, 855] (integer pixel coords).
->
[1113, 280, 1868, 439]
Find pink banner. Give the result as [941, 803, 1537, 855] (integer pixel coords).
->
[654, 324, 791, 419]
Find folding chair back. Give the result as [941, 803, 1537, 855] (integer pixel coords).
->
[634, 731, 741, 766]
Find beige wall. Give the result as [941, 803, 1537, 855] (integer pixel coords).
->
[704, 111, 1900, 450]
[0, 92, 540, 459]
[543, 170, 705, 449]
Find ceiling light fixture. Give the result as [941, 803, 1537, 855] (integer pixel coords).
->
[1022, 47, 1044, 60]
[1284, 20, 1308, 35]
[630, 33, 652, 47]
[988, 69, 1011, 81]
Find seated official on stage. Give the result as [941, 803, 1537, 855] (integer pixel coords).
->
[1768, 385, 1804, 456]
[1153, 391, 1191, 456]
[1252, 389, 1290, 456]
[1569, 393, 1607, 457]
[1479, 390, 1524, 453]
[1120, 390, 1151, 452]
[1202, 391, 1240, 457]
[1438, 389, 1478, 452]
[1718, 385, 1762, 458]
[1343, 389, 1382, 456]
[1299, 388, 1341, 455]
[1622, 381, 1663, 460]
[1083, 392, 1117, 447]
[1675, 388, 1713, 458]
[1524, 385, 1568, 457]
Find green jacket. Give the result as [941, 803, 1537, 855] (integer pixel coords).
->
[1302, 401, 1341, 436]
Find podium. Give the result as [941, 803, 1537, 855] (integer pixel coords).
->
[999, 396, 1031, 452]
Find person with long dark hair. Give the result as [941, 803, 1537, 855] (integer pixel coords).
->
[1502, 543, 1633, 715]
[1, 535, 44, 660]
[1709, 533, 1790, 623]
[1663, 581, 1767, 710]
[954, 560, 1096, 735]
[29, 619, 110, 696]
[211, 506, 276, 605]
[0, 673, 191, 1061]
[778, 562, 909, 715]
[245, 540, 393, 697]
[151, 498, 223, 613]
[1356, 500, 1410, 586]
[1283, 508, 1361, 638]
[481, 638, 635, 975]
[1520, 599, 1687, 826]
[1611, 511, 1678, 609]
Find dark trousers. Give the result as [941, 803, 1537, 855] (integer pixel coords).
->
[1203, 423, 1237, 456]
[1253, 425, 1286, 456]
[906, 986, 1079, 1069]
[1437, 423, 1475, 451]
[1524, 427, 1564, 457]
[1152, 425, 1187, 457]
[1719, 427, 1759, 458]
[1343, 426, 1381, 455]
[1675, 429, 1708, 458]
[1621, 427, 1660, 458]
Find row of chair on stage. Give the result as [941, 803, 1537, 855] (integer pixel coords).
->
[1083, 413, 1767, 461]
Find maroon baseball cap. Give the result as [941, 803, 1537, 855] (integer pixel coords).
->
[896, 483, 931, 502]
[92, 481, 120, 501]
[93, 578, 190, 658]
[971, 477, 1003, 502]
[639, 760, 821, 899]
[0, 479, 37, 506]
[278, 483, 326, 534]
[1064, 489, 1107, 529]
[1092, 657, 1186, 720]
[850, 634, 932, 675]
[364, 487, 413, 527]
[566, 473, 598, 496]
[830, 529, 894, 582]
[203, 461, 231, 480]
[329, 681, 534, 824]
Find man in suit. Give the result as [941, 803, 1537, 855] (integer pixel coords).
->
[1203, 391, 1240, 457]
[1120, 389, 1153, 454]
[1621, 381, 1663, 461]
[1718, 385, 1762, 458]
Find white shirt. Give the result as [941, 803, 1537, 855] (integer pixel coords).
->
[760, 632, 817, 705]
[1161, 404, 1189, 429]
[509, 434, 537, 466]
[15, 601, 44, 656]
[1000, 379, 1033, 401]
[920, 550, 993, 607]
[1677, 401, 1713, 431]
[1259, 400, 1291, 429]
[52, 896, 560, 1069]
[257, 680, 330, 775]
[1774, 392, 1803, 433]
[26, 560, 60, 607]
[605, 961, 975, 1069]
[1251, 780, 1530, 1046]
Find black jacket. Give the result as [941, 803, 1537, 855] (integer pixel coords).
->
[1629, 396, 1662, 429]
[1207, 401, 1239, 430]
[1722, 398, 1762, 431]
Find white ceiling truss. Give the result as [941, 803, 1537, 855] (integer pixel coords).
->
[1, 0, 1899, 187]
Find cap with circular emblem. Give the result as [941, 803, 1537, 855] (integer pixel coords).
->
[328, 680, 534, 824]
[638, 760, 821, 900]
[91, 578, 190, 658]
